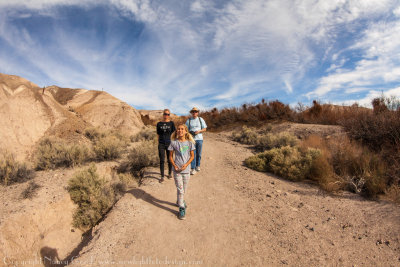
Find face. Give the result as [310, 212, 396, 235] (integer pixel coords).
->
[163, 111, 170, 119]
[176, 125, 186, 137]
[191, 110, 199, 117]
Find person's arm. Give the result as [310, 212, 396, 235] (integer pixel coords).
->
[195, 118, 207, 134]
[156, 122, 162, 136]
[169, 150, 180, 172]
[171, 121, 176, 133]
[180, 150, 194, 171]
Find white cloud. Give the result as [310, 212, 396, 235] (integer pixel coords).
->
[307, 18, 400, 99]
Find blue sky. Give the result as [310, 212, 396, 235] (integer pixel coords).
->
[1, 0, 400, 114]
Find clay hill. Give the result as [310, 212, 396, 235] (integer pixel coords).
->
[0, 73, 143, 160]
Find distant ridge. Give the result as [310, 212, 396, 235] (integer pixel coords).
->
[0, 73, 144, 160]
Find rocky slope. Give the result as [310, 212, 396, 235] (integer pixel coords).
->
[0, 73, 143, 160]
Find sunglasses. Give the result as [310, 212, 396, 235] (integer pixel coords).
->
[191, 111, 199, 113]
[163, 113, 170, 116]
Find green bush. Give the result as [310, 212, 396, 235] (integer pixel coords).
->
[0, 152, 35, 185]
[35, 138, 91, 170]
[131, 127, 157, 142]
[245, 146, 321, 181]
[67, 164, 115, 230]
[119, 140, 159, 179]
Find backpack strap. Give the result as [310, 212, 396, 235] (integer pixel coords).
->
[189, 117, 204, 130]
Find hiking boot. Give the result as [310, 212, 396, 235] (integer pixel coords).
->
[195, 166, 201, 172]
[190, 169, 196, 175]
[159, 177, 165, 183]
[178, 207, 186, 220]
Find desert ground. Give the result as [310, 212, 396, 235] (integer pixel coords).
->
[63, 132, 400, 267]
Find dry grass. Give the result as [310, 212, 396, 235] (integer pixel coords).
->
[0, 151, 35, 185]
[131, 126, 157, 142]
[119, 140, 159, 182]
[21, 181, 41, 199]
[93, 135, 126, 161]
[35, 138, 91, 170]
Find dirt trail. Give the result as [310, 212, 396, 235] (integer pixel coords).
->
[70, 133, 400, 266]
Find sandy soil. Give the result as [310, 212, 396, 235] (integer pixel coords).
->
[67, 132, 400, 267]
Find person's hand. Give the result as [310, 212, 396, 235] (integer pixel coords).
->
[174, 165, 180, 172]
[180, 164, 188, 172]
[195, 130, 200, 134]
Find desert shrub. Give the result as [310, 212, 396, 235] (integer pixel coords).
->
[232, 127, 297, 151]
[231, 126, 258, 145]
[119, 140, 159, 180]
[299, 135, 388, 197]
[21, 181, 41, 199]
[245, 146, 321, 181]
[35, 138, 91, 170]
[131, 126, 157, 142]
[385, 185, 400, 204]
[67, 164, 116, 230]
[93, 135, 125, 160]
[0, 152, 35, 185]
[256, 132, 298, 151]
[84, 127, 105, 141]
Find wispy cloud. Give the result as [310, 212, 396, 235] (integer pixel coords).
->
[0, 0, 399, 114]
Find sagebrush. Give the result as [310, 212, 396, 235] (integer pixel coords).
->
[0, 152, 34, 185]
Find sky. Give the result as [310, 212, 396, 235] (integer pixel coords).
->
[0, 0, 400, 114]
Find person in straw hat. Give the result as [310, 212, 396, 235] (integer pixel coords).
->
[185, 107, 207, 175]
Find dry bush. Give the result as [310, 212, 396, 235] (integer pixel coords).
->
[385, 185, 400, 204]
[0, 152, 35, 185]
[300, 135, 388, 197]
[119, 140, 159, 180]
[231, 126, 258, 145]
[256, 132, 298, 151]
[84, 127, 106, 141]
[131, 126, 157, 142]
[93, 135, 125, 161]
[245, 146, 321, 181]
[232, 126, 297, 151]
[35, 138, 91, 170]
[21, 181, 41, 199]
[67, 164, 117, 230]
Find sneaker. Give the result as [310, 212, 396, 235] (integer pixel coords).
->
[159, 177, 165, 183]
[195, 166, 201, 172]
[178, 207, 186, 220]
[190, 169, 196, 175]
[167, 173, 172, 179]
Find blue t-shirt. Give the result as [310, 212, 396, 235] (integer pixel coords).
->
[185, 117, 207, 141]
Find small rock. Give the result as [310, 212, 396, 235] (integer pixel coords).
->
[270, 181, 275, 185]
[266, 194, 272, 198]
[376, 239, 383, 245]
[71, 228, 75, 232]
[384, 241, 390, 246]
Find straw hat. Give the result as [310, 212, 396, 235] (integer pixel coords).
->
[190, 107, 200, 112]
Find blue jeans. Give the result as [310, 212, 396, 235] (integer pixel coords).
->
[191, 140, 203, 169]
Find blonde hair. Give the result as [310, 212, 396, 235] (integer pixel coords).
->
[171, 124, 195, 144]
[163, 108, 170, 113]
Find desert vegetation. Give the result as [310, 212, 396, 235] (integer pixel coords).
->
[222, 96, 400, 202]
[35, 128, 130, 170]
[67, 164, 129, 230]
[0, 151, 35, 185]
